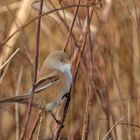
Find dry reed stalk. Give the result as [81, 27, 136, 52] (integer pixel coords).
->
[119, 122, 140, 129]
[112, 30, 125, 139]
[97, 122, 101, 140]
[103, 117, 124, 140]
[0, 2, 21, 14]
[36, 112, 43, 140]
[53, 30, 88, 139]
[127, 97, 131, 140]
[81, 6, 94, 140]
[32, 0, 77, 53]
[0, 0, 33, 66]
[63, 0, 81, 51]
[53, 1, 96, 139]
[86, 0, 113, 139]
[20, 0, 44, 139]
[15, 66, 23, 140]
[119, 0, 140, 35]
[0, 2, 97, 49]
[0, 48, 19, 70]
[112, 68, 128, 139]
[40, 0, 97, 47]
[97, 0, 114, 139]
[132, 9, 140, 92]
[0, 60, 10, 84]
[32, 0, 73, 24]
[53, 0, 82, 138]
[28, 111, 43, 140]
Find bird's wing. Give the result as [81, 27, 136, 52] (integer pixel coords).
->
[0, 71, 61, 105]
[34, 71, 61, 93]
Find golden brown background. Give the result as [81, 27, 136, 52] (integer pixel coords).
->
[0, 0, 140, 139]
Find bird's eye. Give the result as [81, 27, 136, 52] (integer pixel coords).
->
[60, 58, 63, 62]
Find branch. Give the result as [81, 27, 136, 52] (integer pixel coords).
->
[0, 48, 19, 70]
[53, 1, 91, 139]
[81, 6, 94, 140]
[103, 117, 124, 140]
[0, 2, 100, 48]
[20, 0, 44, 139]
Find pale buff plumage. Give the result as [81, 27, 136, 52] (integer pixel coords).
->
[0, 50, 72, 112]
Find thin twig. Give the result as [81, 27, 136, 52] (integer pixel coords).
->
[0, 0, 33, 66]
[0, 2, 100, 48]
[119, 122, 140, 129]
[81, 6, 94, 140]
[20, 0, 44, 139]
[53, 0, 81, 137]
[15, 66, 23, 140]
[28, 111, 43, 140]
[0, 48, 19, 70]
[0, 59, 10, 84]
[63, 0, 81, 51]
[53, 2, 90, 139]
[102, 117, 124, 140]
[36, 112, 43, 140]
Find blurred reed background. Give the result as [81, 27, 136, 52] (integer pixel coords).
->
[0, 0, 140, 140]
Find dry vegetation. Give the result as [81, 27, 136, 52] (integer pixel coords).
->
[0, 0, 140, 140]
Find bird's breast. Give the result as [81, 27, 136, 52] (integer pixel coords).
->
[63, 66, 72, 93]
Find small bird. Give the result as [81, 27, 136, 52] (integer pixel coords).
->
[0, 50, 72, 113]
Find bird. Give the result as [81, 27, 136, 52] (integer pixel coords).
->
[0, 50, 72, 114]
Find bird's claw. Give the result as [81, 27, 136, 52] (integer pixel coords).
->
[55, 120, 64, 127]
[62, 92, 70, 100]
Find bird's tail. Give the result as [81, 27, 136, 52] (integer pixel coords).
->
[0, 94, 30, 105]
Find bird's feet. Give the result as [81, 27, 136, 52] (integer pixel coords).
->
[62, 92, 70, 100]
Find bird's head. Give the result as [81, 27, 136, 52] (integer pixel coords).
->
[46, 50, 72, 73]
